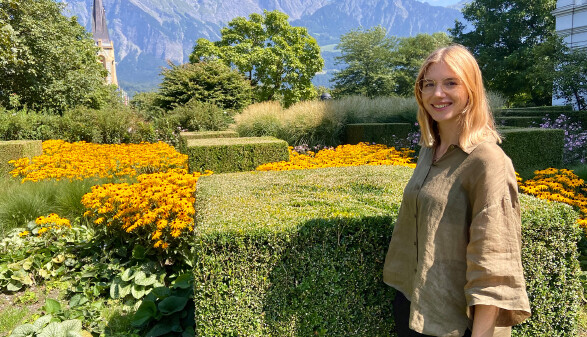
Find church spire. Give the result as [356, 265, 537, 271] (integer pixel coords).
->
[92, 0, 111, 43]
[91, 0, 118, 87]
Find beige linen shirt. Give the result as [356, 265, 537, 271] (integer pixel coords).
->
[383, 139, 531, 337]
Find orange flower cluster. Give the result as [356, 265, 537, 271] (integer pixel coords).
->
[9, 140, 187, 182]
[81, 169, 211, 249]
[256, 143, 416, 171]
[518, 168, 587, 229]
[19, 213, 72, 237]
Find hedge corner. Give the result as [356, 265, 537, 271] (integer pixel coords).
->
[0, 140, 42, 177]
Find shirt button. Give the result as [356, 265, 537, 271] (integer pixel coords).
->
[413, 241, 417, 246]
[414, 269, 417, 273]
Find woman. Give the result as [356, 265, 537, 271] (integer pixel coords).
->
[382, 44, 531, 337]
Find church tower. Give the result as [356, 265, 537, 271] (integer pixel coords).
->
[92, 0, 118, 86]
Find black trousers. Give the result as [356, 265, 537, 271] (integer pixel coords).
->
[393, 291, 472, 337]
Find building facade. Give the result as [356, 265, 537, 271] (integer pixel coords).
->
[553, 0, 587, 50]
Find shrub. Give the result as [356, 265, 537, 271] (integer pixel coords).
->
[166, 99, 230, 132]
[184, 137, 289, 173]
[499, 128, 564, 175]
[193, 165, 582, 336]
[157, 61, 253, 113]
[538, 114, 587, 165]
[0, 140, 42, 176]
[344, 123, 414, 147]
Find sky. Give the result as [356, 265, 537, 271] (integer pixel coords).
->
[417, 0, 464, 7]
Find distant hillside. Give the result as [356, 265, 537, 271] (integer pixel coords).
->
[63, 0, 462, 94]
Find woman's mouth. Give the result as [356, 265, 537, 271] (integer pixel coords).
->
[432, 103, 451, 109]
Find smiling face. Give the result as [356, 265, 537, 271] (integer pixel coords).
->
[421, 62, 469, 132]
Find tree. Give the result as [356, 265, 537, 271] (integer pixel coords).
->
[450, 0, 558, 106]
[331, 26, 397, 97]
[190, 10, 323, 107]
[555, 47, 587, 111]
[157, 61, 253, 113]
[390, 33, 452, 97]
[0, 0, 108, 113]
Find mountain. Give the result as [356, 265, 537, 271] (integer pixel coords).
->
[62, 0, 463, 94]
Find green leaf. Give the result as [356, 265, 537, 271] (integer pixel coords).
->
[158, 296, 188, 315]
[151, 286, 171, 299]
[32, 315, 52, 329]
[172, 274, 193, 289]
[119, 282, 132, 298]
[7, 323, 35, 337]
[131, 284, 146, 299]
[135, 273, 157, 287]
[7, 280, 23, 292]
[58, 319, 82, 334]
[132, 245, 146, 260]
[110, 276, 124, 299]
[68, 294, 88, 308]
[145, 322, 173, 337]
[37, 322, 61, 337]
[43, 298, 61, 315]
[22, 259, 32, 271]
[131, 300, 157, 328]
[120, 268, 135, 282]
[132, 270, 147, 284]
[182, 326, 195, 337]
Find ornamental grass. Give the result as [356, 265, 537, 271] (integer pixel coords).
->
[9, 140, 187, 182]
[81, 169, 211, 251]
[518, 168, 587, 230]
[256, 142, 416, 171]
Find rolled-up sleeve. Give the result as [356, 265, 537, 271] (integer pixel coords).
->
[464, 144, 531, 326]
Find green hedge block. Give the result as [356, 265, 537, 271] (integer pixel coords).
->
[193, 165, 581, 336]
[496, 116, 544, 128]
[0, 140, 42, 176]
[496, 106, 574, 116]
[185, 136, 289, 173]
[180, 130, 239, 140]
[344, 123, 414, 147]
[498, 128, 564, 173]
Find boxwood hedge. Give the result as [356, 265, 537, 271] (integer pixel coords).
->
[194, 165, 581, 336]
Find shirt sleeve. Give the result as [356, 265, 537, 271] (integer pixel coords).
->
[463, 143, 531, 327]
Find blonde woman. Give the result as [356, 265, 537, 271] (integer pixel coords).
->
[383, 45, 531, 337]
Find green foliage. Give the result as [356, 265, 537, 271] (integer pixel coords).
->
[554, 47, 587, 111]
[129, 91, 165, 121]
[194, 165, 581, 336]
[389, 32, 452, 97]
[166, 99, 231, 132]
[157, 61, 252, 113]
[450, 0, 558, 106]
[8, 314, 84, 337]
[331, 26, 397, 97]
[344, 123, 415, 148]
[184, 137, 289, 173]
[0, 0, 108, 113]
[514, 195, 582, 336]
[0, 307, 30, 335]
[131, 274, 195, 337]
[234, 96, 417, 147]
[0, 140, 42, 176]
[332, 27, 451, 97]
[191, 10, 324, 107]
[194, 166, 408, 336]
[499, 127, 564, 173]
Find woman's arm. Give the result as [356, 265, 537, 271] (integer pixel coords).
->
[472, 305, 499, 337]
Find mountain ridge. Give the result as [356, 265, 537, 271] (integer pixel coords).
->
[62, 0, 462, 93]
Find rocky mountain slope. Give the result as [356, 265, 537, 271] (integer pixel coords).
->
[62, 0, 462, 93]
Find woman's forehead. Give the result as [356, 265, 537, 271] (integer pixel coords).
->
[423, 62, 460, 80]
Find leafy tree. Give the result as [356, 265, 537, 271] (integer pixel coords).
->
[555, 47, 587, 111]
[450, 0, 558, 106]
[190, 10, 323, 107]
[0, 0, 108, 113]
[157, 61, 253, 113]
[331, 26, 397, 97]
[390, 33, 452, 97]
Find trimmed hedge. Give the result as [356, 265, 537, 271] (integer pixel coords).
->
[495, 116, 544, 128]
[496, 106, 574, 116]
[499, 128, 564, 173]
[193, 165, 581, 336]
[180, 131, 239, 140]
[0, 140, 42, 176]
[344, 123, 413, 147]
[184, 136, 289, 173]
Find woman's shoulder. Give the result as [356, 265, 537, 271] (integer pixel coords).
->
[466, 139, 514, 174]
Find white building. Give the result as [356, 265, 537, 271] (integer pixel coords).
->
[552, 0, 587, 50]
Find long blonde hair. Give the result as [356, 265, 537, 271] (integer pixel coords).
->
[414, 44, 500, 148]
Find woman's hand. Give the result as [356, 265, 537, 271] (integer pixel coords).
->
[472, 305, 499, 337]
